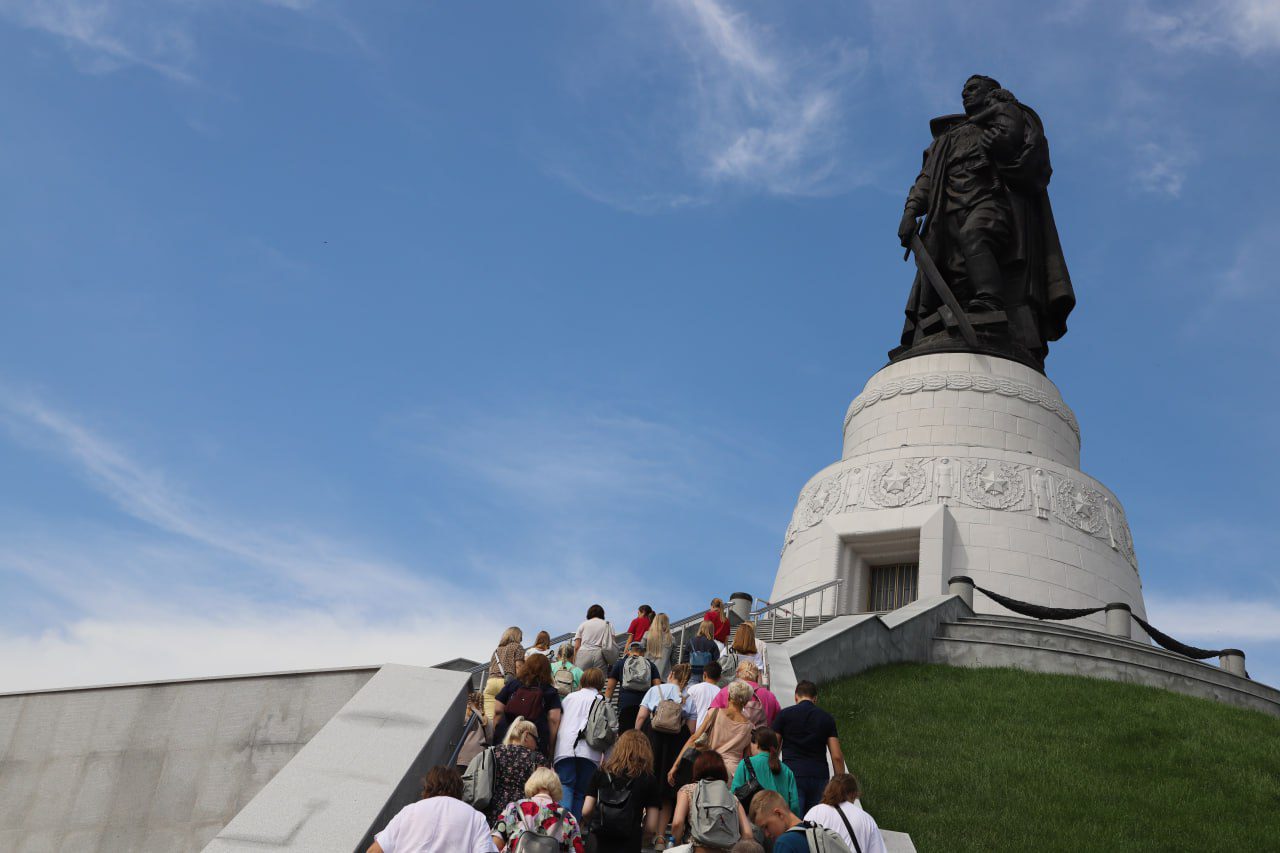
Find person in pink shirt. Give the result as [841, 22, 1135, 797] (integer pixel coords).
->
[707, 661, 781, 726]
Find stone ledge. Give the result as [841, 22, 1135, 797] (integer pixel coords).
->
[931, 636, 1280, 717]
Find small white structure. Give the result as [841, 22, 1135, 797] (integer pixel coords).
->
[773, 353, 1146, 633]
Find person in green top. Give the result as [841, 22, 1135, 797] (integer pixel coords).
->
[551, 643, 584, 691]
[731, 727, 800, 815]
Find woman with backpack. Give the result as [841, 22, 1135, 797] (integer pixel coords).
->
[456, 691, 495, 775]
[668, 752, 761, 853]
[553, 667, 608, 821]
[606, 640, 662, 733]
[668, 680, 754, 783]
[729, 622, 767, 684]
[703, 598, 730, 644]
[487, 627, 526, 721]
[687, 621, 722, 681]
[581, 730, 663, 853]
[573, 604, 616, 674]
[491, 766, 585, 852]
[643, 613, 675, 680]
[494, 654, 563, 760]
[485, 718, 549, 826]
[730, 728, 800, 817]
[635, 663, 694, 848]
[551, 643, 583, 697]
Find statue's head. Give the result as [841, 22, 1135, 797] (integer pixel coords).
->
[962, 74, 1000, 115]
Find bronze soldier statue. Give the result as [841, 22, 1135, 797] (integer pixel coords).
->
[892, 75, 1075, 371]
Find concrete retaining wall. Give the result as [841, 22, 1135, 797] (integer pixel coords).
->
[0, 667, 376, 853]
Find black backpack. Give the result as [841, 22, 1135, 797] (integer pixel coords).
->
[595, 773, 635, 838]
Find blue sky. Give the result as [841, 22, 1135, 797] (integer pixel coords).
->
[2, 0, 1279, 691]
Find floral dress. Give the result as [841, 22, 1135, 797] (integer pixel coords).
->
[494, 794, 585, 852]
[486, 744, 548, 825]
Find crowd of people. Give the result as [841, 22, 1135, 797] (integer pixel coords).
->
[367, 599, 889, 853]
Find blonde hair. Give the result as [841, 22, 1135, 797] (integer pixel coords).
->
[499, 626, 523, 647]
[731, 622, 758, 655]
[696, 620, 716, 642]
[601, 730, 654, 777]
[727, 680, 753, 709]
[748, 789, 789, 823]
[524, 767, 563, 800]
[644, 613, 672, 659]
[736, 660, 761, 683]
[503, 717, 538, 747]
[556, 643, 576, 663]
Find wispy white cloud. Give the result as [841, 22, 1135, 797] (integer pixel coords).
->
[0, 0, 360, 83]
[0, 389, 666, 691]
[548, 0, 869, 211]
[1145, 595, 1280, 643]
[1127, 0, 1280, 56]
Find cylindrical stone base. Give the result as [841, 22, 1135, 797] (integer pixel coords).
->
[948, 576, 975, 610]
[729, 592, 753, 623]
[1105, 603, 1132, 639]
[1220, 650, 1247, 678]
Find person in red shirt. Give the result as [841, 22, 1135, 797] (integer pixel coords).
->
[703, 597, 730, 643]
[624, 604, 654, 647]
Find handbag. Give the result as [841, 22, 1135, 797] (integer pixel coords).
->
[733, 755, 765, 809]
[600, 622, 620, 667]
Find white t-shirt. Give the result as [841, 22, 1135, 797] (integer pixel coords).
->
[554, 688, 604, 763]
[374, 796, 497, 853]
[640, 682, 685, 713]
[804, 801, 887, 853]
[575, 618, 613, 650]
[684, 681, 720, 729]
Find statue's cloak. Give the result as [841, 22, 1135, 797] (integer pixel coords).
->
[901, 104, 1075, 356]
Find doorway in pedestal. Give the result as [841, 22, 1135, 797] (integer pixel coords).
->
[869, 563, 920, 612]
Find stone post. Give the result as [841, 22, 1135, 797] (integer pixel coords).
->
[947, 576, 974, 610]
[1104, 603, 1131, 639]
[1219, 649, 1247, 678]
[728, 592, 753, 625]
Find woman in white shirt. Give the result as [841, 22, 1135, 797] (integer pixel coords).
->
[552, 666, 607, 820]
[367, 766, 496, 853]
[803, 773, 888, 853]
[573, 603, 615, 673]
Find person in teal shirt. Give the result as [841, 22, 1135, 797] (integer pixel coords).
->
[550, 644, 584, 691]
[730, 728, 800, 815]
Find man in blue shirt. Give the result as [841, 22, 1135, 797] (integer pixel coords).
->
[770, 680, 846, 813]
[750, 790, 851, 852]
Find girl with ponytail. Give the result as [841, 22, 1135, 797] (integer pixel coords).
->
[730, 726, 800, 815]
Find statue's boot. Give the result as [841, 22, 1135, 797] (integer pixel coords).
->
[964, 248, 1005, 314]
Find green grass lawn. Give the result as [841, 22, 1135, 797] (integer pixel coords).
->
[821, 664, 1280, 852]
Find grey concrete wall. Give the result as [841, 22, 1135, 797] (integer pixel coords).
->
[0, 667, 376, 853]
[781, 594, 974, 687]
[205, 664, 470, 853]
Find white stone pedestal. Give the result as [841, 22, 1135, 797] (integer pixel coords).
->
[772, 353, 1146, 633]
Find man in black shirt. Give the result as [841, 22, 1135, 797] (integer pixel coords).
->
[770, 680, 846, 814]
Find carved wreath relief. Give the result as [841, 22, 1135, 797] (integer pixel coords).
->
[782, 455, 1138, 571]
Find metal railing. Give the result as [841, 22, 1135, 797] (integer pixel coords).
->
[749, 578, 844, 641]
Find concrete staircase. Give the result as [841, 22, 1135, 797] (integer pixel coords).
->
[930, 613, 1280, 717]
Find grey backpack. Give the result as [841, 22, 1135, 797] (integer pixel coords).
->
[689, 779, 740, 848]
[793, 823, 854, 853]
[512, 808, 562, 853]
[621, 655, 650, 691]
[717, 650, 739, 685]
[461, 746, 495, 810]
[553, 664, 576, 697]
[578, 696, 618, 752]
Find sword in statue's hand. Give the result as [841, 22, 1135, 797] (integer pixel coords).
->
[902, 228, 980, 349]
